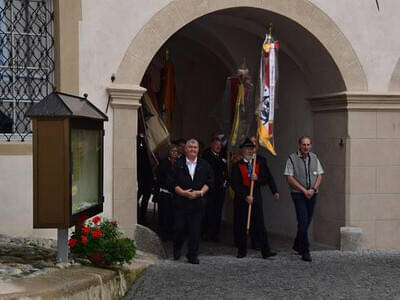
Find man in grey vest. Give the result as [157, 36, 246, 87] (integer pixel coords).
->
[284, 136, 324, 262]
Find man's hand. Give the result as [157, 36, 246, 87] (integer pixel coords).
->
[193, 190, 203, 198]
[251, 173, 258, 181]
[246, 195, 253, 204]
[183, 189, 204, 199]
[304, 189, 315, 199]
[273, 193, 280, 201]
[183, 189, 195, 199]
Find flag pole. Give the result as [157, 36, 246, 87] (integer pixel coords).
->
[246, 23, 274, 235]
[246, 130, 259, 235]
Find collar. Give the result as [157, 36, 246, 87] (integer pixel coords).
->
[297, 151, 310, 158]
[186, 157, 197, 165]
[243, 158, 251, 164]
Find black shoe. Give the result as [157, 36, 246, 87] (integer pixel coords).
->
[292, 246, 303, 255]
[236, 251, 247, 258]
[173, 252, 181, 260]
[262, 251, 277, 259]
[210, 236, 220, 243]
[187, 257, 200, 264]
[302, 252, 312, 262]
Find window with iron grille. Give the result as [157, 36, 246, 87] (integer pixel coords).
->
[0, 0, 54, 142]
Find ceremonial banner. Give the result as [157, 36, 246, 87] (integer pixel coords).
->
[161, 60, 175, 132]
[258, 35, 279, 155]
[142, 93, 170, 152]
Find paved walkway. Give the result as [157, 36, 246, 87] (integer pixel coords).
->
[125, 249, 400, 299]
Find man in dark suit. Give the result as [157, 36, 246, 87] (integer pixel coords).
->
[231, 138, 279, 259]
[156, 144, 178, 241]
[168, 139, 214, 264]
[137, 133, 154, 225]
[202, 137, 226, 242]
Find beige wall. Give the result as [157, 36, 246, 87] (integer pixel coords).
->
[346, 100, 400, 249]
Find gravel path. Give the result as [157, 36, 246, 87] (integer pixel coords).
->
[125, 250, 400, 299]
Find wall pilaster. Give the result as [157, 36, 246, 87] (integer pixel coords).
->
[107, 84, 146, 238]
[310, 92, 400, 249]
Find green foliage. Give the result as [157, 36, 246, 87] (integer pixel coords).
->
[69, 216, 136, 267]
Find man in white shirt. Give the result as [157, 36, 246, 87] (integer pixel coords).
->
[168, 139, 214, 264]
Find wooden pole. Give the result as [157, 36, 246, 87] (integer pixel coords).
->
[246, 152, 258, 234]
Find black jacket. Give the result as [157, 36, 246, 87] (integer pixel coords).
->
[202, 148, 226, 190]
[167, 156, 214, 212]
[231, 158, 277, 205]
[156, 158, 174, 190]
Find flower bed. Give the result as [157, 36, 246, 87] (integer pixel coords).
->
[69, 216, 136, 267]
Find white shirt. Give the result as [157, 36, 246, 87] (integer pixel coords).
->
[186, 157, 197, 180]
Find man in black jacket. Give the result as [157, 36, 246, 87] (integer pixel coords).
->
[137, 134, 154, 225]
[202, 137, 226, 242]
[231, 138, 279, 259]
[168, 139, 214, 264]
[156, 144, 178, 241]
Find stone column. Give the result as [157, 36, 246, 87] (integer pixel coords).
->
[107, 84, 146, 238]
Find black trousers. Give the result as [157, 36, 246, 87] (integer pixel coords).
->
[233, 198, 271, 255]
[292, 192, 317, 253]
[173, 208, 203, 259]
[202, 187, 225, 239]
[137, 186, 152, 225]
[158, 192, 174, 240]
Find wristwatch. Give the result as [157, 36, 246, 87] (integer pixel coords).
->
[311, 187, 317, 193]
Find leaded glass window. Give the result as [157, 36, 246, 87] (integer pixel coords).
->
[0, 0, 54, 142]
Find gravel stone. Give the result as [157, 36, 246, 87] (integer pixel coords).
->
[125, 250, 400, 299]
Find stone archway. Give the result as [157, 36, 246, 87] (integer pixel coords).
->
[108, 0, 368, 246]
[114, 0, 367, 91]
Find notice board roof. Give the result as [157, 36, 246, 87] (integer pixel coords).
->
[26, 92, 108, 121]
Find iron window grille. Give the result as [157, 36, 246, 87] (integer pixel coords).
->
[0, 0, 55, 142]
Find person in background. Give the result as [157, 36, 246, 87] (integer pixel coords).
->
[202, 137, 227, 242]
[137, 133, 155, 226]
[173, 138, 186, 159]
[156, 144, 178, 241]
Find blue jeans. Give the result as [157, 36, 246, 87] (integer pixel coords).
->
[291, 192, 317, 253]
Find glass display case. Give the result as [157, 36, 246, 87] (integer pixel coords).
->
[71, 128, 100, 214]
[27, 92, 107, 228]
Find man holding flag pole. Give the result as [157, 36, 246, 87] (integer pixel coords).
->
[231, 138, 279, 258]
[231, 25, 280, 258]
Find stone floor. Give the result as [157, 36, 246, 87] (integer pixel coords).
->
[125, 250, 400, 299]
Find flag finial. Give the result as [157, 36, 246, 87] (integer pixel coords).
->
[266, 23, 273, 43]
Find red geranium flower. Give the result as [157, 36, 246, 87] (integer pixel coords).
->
[81, 235, 88, 244]
[92, 229, 103, 239]
[92, 216, 101, 224]
[82, 226, 90, 235]
[68, 238, 77, 248]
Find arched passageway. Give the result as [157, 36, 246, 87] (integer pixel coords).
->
[109, 1, 367, 248]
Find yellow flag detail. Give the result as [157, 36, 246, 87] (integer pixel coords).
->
[230, 83, 244, 147]
[258, 119, 276, 156]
